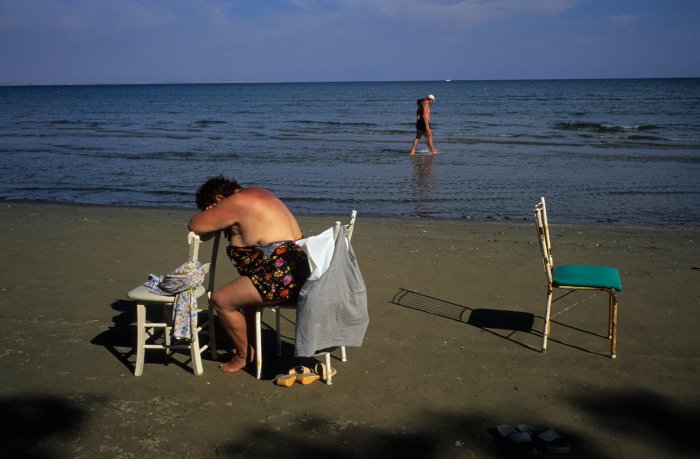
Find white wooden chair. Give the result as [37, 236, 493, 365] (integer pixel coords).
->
[534, 198, 622, 358]
[253, 210, 358, 384]
[127, 231, 220, 376]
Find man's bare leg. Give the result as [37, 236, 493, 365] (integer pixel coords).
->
[426, 130, 438, 154]
[211, 276, 263, 373]
[409, 133, 422, 156]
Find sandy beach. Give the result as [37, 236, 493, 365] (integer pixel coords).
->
[0, 201, 698, 458]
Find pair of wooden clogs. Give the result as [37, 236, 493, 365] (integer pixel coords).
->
[274, 363, 337, 386]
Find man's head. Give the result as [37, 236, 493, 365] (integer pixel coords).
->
[427, 94, 436, 103]
[195, 174, 242, 210]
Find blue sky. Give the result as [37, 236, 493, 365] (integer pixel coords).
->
[1, 0, 698, 84]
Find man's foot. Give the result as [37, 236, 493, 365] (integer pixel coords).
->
[219, 355, 246, 373]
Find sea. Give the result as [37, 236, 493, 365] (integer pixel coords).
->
[1, 79, 699, 226]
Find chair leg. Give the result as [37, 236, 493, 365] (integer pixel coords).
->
[255, 308, 263, 379]
[610, 292, 618, 359]
[189, 331, 204, 375]
[340, 346, 347, 362]
[607, 295, 612, 338]
[275, 307, 282, 356]
[325, 352, 333, 385]
[163, 304, 172, 355]
[135, 303, 147, 377]
[608, 293, 614, 339]
[542, 286, 553, 353]
[208, 300, 218, 360]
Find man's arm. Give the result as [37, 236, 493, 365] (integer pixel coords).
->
[188, 195, 239, 235]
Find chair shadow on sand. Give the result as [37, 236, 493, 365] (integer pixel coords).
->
[91, 299, 308, 378]
[90, 299, 140, 372]
[91, 299, 216, 375]
[391, 288, 540, 352]
[391, 288, 615, 357]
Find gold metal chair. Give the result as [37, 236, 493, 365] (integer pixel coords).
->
[534, 198, 622, 358]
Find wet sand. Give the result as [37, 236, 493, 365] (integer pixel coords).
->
[0, 201, 698, 458]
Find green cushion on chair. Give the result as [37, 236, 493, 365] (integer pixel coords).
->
[552, 264, 622, 291]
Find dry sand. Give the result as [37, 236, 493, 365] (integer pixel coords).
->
[0, 201, 698, 458]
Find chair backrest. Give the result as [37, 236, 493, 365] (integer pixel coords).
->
[187, 232, 201, 261]
[206, 232, 221, 293]
[333, 209, 357, 243]
[345, 210, 357, 241]
[534, 197, 554, 284]
[186, 231, 221, 289]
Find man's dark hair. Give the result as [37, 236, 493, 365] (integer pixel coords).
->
[195, 174, 242, 210]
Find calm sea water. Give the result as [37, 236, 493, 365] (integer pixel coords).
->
[1, 79, 699, 226]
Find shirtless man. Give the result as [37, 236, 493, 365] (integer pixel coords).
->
[188, 175, 310, 373]
[409, 94, 438, 156]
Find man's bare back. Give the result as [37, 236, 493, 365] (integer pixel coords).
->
[189, 187, 302, 247]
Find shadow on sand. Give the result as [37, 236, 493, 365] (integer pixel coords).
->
[214, 383, 700, 459]
[0, 395, 87, 458]
[2, 387, 693, 457]
[391, 288, 613, 357]
[90, 299, 320, 379]
[391, 288, 539, 352]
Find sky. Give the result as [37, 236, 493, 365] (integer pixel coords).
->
[1, 0, 698, 85]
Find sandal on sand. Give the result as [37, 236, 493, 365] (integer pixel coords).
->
[491, 424, 538, 457]
[273, 374, 296, 387]
[314, 363, 337, 383]
[289, 366, 320, 385]
[517, 424, 572, 454]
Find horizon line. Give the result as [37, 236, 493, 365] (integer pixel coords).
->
[2, 76, 699, 87]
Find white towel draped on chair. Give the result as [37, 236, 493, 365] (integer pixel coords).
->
[296, 226, 336, 280]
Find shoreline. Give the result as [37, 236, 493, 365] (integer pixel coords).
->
[4, 198, 697, 231]
[1, 200, 698, 457]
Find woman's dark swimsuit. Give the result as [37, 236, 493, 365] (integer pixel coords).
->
[226, 241, 310, 302]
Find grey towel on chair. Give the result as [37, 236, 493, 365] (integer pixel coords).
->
[294, 225, 369, 357]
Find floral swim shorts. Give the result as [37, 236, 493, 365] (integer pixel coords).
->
[226, 240, 310, 302]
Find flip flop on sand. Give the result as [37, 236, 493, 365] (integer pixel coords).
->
[289, 366, 320, 385]
[517, 424, 572, 454]
[273, 374, 296, 387]
[491, 424, 538, 457]
[314, 362, 337, 384]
